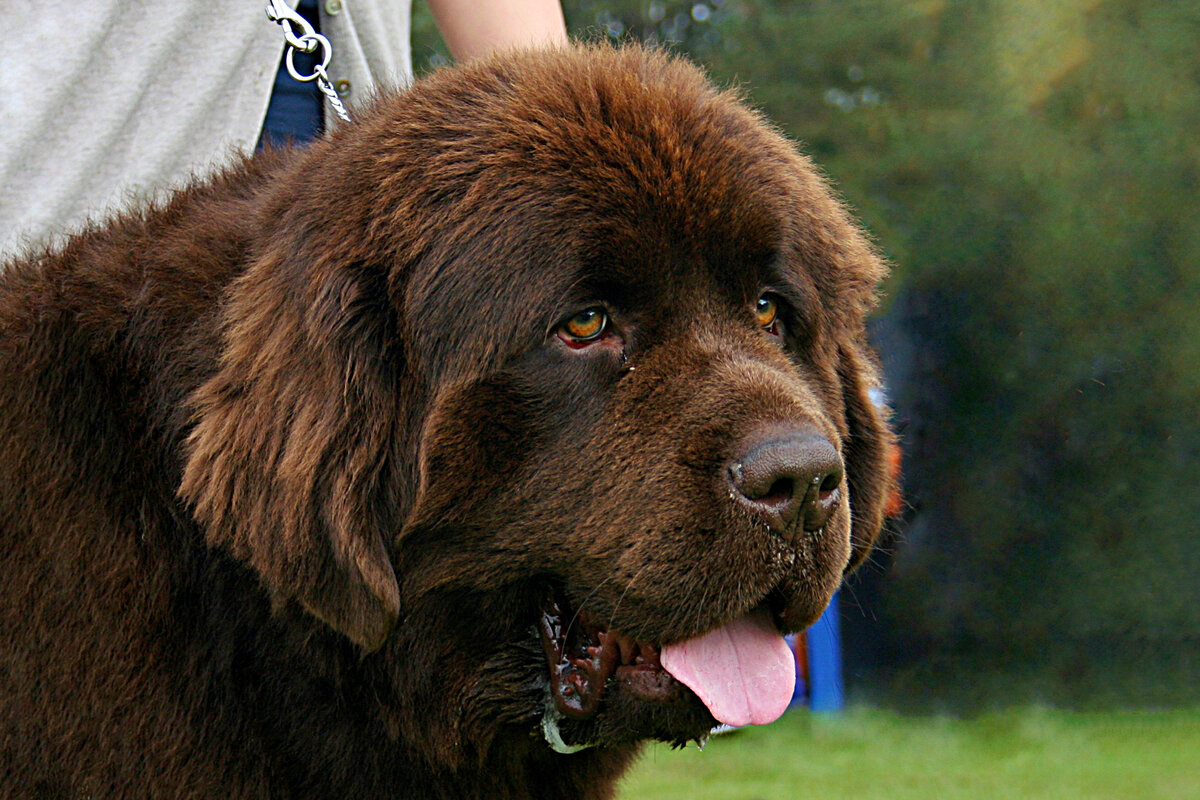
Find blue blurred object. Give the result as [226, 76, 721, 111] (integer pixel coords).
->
[787, 591, 845, 712]
[806, 591, 844, 712]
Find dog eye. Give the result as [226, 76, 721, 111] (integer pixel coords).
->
[755, 295, 781, 333]
[560, 308, 609, 344]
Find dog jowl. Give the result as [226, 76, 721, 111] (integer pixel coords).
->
[1, 45, 893, 798]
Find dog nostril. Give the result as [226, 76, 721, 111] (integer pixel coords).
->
[804, 464, 844, 532]
[759, 477, 795, 506]
[816, 472, 840, 504]
[727, 432, 842, 538]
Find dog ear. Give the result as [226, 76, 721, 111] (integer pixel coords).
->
[837, 338, 895, 573]
[179, 240, 402, 652]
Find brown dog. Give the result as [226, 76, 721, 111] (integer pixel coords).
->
[0, 46, 892, 799]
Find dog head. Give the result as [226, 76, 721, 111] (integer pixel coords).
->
[181, 45, 892, 759]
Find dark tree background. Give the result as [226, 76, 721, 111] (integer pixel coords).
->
[413, 0, 1200, 710]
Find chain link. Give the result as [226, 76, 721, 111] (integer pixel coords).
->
[265, 0, 352, 124]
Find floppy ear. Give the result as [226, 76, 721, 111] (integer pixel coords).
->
[837, 338, 896, 573]
[180, 239, 403, 652]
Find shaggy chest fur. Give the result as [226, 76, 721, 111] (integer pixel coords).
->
[0, 46, 892, 799]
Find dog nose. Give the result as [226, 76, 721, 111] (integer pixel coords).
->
[727, 432, 843, 537]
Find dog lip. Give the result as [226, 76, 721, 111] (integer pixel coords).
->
[613, 663, 691, 706]
[769, 588, 835, 633]
[537, 596, 680, 720]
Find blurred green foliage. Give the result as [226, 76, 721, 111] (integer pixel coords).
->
[411, 1, 1200, 707]
[695, 0, 1200, 709]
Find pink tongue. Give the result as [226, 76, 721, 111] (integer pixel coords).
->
[659, 607, 795, 727]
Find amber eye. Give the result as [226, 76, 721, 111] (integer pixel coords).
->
[561, 308, 608, 342]
[755, 295, 779, 329]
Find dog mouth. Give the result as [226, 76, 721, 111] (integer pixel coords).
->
[536, 593, 796, 751]
[538, 598, 678, 721]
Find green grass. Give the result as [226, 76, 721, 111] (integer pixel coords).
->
[618, 707, 1200, 800]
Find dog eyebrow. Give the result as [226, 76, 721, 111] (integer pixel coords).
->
[550, 261, 646, 310]
[761, 260, 822, 330]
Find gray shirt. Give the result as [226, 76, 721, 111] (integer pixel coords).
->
[0, 0, 412, 258]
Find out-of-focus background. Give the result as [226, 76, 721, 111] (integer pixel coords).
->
[415, 2, 1200, 796]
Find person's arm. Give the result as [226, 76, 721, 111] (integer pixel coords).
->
[425, 0, 568, 62]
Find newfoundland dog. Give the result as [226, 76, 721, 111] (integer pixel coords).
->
[0, 45, 893, 799]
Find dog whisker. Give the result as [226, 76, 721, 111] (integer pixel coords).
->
[608, 562, 653, 639]
[561, 574, 617, 647]
[693, 584, 712, 634]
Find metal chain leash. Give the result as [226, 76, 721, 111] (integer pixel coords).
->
[265, 0, 353, 124]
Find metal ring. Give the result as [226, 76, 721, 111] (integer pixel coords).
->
[284, 33, 333, 82]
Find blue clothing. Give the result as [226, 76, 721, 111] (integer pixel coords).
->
[259, 0, 324, 149]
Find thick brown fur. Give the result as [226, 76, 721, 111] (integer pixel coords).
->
[0, 46, 893, 799]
